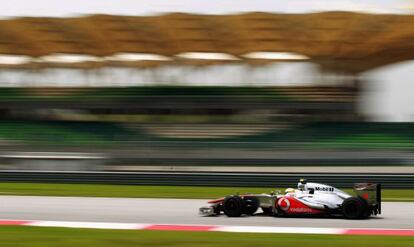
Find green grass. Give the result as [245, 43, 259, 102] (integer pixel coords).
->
[0, 227, 412, 247]
[0, 183, 269, 199]
[0, 183, 412, 201]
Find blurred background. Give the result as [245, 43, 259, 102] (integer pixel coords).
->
[0, 2, 413, 246]
[0, 0, 413, 178]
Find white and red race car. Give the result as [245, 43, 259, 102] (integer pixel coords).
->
[199, 179, 381, 219]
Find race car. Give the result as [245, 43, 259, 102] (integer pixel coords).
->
[199, 179, 381, 219]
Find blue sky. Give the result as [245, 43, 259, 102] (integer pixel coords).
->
[0, 0, 411, 18]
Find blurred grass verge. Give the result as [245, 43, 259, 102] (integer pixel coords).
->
[0, 227, 413, 247]
[0, 183, 412, 201]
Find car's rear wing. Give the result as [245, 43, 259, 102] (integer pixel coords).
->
[353, 183, 381, 214]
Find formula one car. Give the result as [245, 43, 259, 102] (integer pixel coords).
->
[199, 179, 381, 219]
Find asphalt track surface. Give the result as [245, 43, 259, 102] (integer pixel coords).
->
[0, 196, 413, 229]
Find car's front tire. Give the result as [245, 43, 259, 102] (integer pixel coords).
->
[223, 195, 245, 217]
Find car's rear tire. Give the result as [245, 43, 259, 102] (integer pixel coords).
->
[342, 197, 368, 219]
[223, 196, 244, 217]
[242, 196, 259, 215]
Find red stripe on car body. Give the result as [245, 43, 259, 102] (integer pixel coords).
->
[277, 196, 323, 214]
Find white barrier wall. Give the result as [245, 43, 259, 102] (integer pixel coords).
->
[360, 60, 414, 122]
[0, 62, 323, 87]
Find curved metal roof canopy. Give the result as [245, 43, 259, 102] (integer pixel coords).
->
[0, 12, 414, 73]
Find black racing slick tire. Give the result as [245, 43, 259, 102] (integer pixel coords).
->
[342, 197, 368, 219]
[242, 196, 259, 215]
[223, 195, 245, 217]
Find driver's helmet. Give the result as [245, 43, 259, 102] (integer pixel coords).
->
[298, 178, 307, 191]
[285, 188, 295, 194]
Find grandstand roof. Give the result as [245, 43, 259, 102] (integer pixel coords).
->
[0, 12, 414, 73]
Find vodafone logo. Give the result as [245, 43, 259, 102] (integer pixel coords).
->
[277, 198, 290, 211]
[290, 208, 314, 213]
